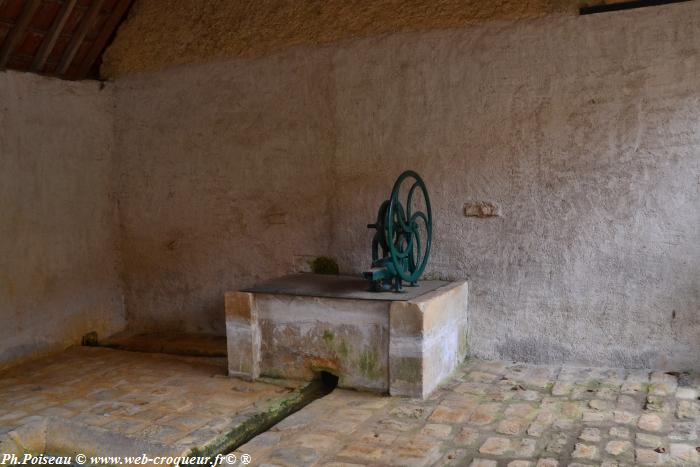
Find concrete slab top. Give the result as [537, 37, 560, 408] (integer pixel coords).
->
[242, 273, 449, 301]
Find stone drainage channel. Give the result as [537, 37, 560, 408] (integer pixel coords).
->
[190, 371, 340, 459]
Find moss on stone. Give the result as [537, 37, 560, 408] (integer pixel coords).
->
[310, 256, 339, 275]
[336, 340, 349, 358]
[186, 379, 330, 458]
[322, 329, 334, 344]
[358, 351, 381, 380]
[459, 331, 469, 357]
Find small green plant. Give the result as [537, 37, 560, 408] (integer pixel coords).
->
[81, 331, 98, 346]
[310, 256, 339, 275]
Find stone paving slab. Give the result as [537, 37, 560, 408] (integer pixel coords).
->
[0, 347, 304, 456]
[237, 359, 700, 466]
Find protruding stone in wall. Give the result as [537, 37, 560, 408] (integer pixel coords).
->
[464, 202, 500, 218]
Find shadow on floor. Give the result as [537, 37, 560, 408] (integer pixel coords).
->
[96, 331, 227, 358]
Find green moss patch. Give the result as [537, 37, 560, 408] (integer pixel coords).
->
[309, 256, 339, 275]
[186, 379, 332, 459]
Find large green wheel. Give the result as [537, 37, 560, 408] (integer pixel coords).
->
[385, 171, 432, 285]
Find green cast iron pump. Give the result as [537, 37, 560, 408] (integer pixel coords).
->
[363, 170, 432, 292]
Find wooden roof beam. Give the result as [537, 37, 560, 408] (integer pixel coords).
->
[32, 0, 79, 72]
[57, 0, 105, 76]
[72, 0, 132, 80]
[0, 19, 79, 37]
[0, 0, 42, 69]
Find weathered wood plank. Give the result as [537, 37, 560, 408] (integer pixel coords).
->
[0, 0, 42, 68]
[72, 0, 132, 79]
[32, 0, 79, 72]
[57, 0, 105, 75]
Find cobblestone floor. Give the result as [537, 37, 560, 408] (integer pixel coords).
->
[238, 359, 700, 466]
[1, 350, 698, 465]
[0, 347, 301, 454]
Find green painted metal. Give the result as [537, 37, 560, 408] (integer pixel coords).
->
[363, 170, 432, 292]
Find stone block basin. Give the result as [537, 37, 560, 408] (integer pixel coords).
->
[226, 274, 469, 398]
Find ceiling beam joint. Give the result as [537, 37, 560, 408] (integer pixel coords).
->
[32, 0, 79, 72]
[57, 0, 105, 76]
[0, 0, 42, 69]
[72, 0, 132, 80]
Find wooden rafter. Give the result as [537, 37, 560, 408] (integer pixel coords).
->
[32, 0, 79, 72]
[0, 0, 41, 69]
[57, 0, 105, 76]
[71, 0, 132, 80]
[0, 0, 134, 79]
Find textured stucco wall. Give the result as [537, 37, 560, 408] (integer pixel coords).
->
[330, 3, 700, 370]
[0, 72, 126, 368]
[101, 0, 583, 78]
[113, 50, 336, 333]
[114, 1, 700, 369]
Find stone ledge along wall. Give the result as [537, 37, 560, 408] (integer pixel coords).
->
[0, 72, 126, 369]
[111, 1, 700, 369]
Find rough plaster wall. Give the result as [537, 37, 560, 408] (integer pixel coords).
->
[330, 2, 700, 370]
[0, 72, 126, 368]
[113, 50, 335, 333]
[113, 1, 700, 369]
[101, 0, 582, 78]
